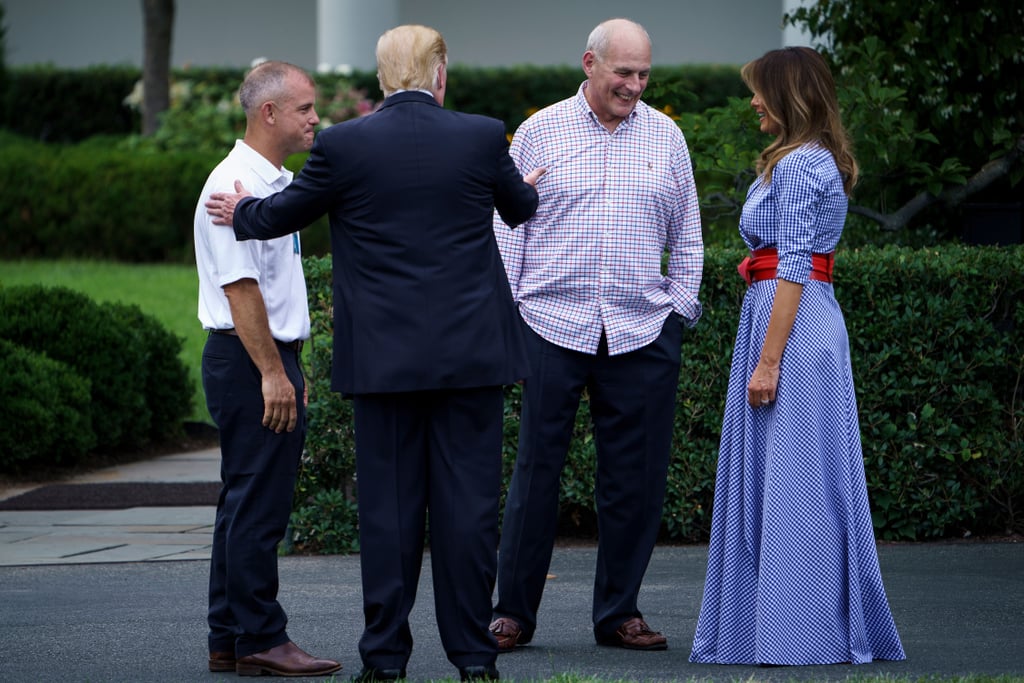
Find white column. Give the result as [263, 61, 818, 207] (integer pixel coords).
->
[317, 0, 400, 73]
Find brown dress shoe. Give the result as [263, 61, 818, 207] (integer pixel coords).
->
[236, 640, 342, 677]
[596, 617, 668, 651]
[488, 617, 523, 653]
[208, 650, 236, 672]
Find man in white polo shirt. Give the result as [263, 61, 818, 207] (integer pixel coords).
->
[193, 60, 340, 678]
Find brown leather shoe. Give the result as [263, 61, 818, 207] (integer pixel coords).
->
[489, 617, 523, 653]
[208, 650, 236, 672]
[236, 640, 342, 677]
[596, 617, 668, 651]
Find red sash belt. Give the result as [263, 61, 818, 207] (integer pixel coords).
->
[737, 248, 834, 286]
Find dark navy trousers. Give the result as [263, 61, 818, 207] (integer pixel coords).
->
[202, 332, 305, 658]
[353, 386, 504, 671]
[494, 316, 683, 641]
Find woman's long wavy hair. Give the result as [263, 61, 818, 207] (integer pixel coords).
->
[741, 46, 858, 196]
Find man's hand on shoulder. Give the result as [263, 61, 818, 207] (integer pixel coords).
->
[523, 167, 547, 187]
[206, 180, 252, 226]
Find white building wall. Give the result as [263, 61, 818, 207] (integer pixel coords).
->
[3, 0, 318, 69]
[392, 0, 783, 69]
[3, 0, 789, 71]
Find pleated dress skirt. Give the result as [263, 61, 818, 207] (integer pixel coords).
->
[689, 279, 906, 665]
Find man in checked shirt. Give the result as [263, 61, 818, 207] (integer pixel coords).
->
[490, 17, 703, 653]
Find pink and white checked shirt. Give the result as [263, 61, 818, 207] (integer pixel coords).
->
[494, 82, 703, 356]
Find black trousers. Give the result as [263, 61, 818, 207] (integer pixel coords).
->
[202, 332, 305, 658]
[493, 316, 683, 641]
[353, 386, 504, 670]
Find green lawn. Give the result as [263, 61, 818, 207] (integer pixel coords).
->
[0, 259, 212, 425]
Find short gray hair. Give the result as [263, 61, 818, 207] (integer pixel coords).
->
[585, 18, 651, 60]
[238, 61, 313, 115]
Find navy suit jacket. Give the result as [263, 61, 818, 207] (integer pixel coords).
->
[232, 91, 537, 395]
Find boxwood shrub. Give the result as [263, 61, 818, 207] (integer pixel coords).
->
[0, 284, 192, 469]
[1, 64, 744, 143]
[293, 244, 1023, 552]
[0, 338, 96, 471]
[0, 131, 333, 261]
[0, 132, 222, 262]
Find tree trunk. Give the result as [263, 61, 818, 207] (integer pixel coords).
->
[141, 0, 175, 136]
[850, 135, 1024, 232]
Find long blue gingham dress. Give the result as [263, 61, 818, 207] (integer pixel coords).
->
[689, 144, 906, 665]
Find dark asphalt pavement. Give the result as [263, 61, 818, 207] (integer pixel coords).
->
[1, 541, 1021, 682]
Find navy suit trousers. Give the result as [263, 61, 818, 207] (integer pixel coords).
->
[494, 316, 684, 641]
[202, 332, 305, 658]
[353, 386, 504, 670]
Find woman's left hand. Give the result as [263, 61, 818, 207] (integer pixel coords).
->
[747, 362, 778, 408]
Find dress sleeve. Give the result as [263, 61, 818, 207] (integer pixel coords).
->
[773, 150, 824, 284]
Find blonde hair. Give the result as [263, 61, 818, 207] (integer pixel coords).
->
[376, 25, 447, 97]
[741, 47, 858, 195]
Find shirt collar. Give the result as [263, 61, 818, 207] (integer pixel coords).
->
[574, 81, 641, 132]
[233, 139, 293, 185]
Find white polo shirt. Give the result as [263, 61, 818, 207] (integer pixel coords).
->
[194, 140, 310, 343]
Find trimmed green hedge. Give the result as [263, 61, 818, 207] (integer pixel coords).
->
[0, 64, 743, 143]
[291, 245, 1024, 553]
[442, 64, 745, 133]
[0, 133, 221, 262]
[0, 338, 96, 471]
[0, 284, 193, 471]
[0, 64, 744, 263]
[0, 65, 141, 142]
[0, 132, 331, 262]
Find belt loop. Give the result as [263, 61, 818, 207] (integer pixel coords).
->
[277, 338, 303, 353]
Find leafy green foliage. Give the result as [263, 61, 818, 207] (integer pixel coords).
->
[289, 256, 360, 554]
[292, 247, 1024, 553]
[0, 131, 221, 262]
[0, 338, 96, 471]
[0, 259, 211, 425]
[290, 488, 360, 555]
[0, 285, 146, 451]
[120, 71, 376, 154]
[830, 37, 970, 215]
[0, 284, 192, 465]
[106, 301, 192, 442]
[0, 65, 140, 141]
[2, 62, 748, 145]
[674, 97, 765, 245]
[785, 0, 1024, 234]
[446, 63, 747, 134]
[664, 4, 1023, 242]
[840, 245, 1024, 538]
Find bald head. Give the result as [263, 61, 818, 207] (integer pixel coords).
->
[581, 18, 652, 131]
[585, 18, 651, 62]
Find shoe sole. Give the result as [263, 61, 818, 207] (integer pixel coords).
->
[595, 639, 668, 651]
[237, 663, 343, 677]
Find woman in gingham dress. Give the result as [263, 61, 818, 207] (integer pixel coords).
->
[689, 47, 906, 666]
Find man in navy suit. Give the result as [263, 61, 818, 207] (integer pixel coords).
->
[207, 24, 544, 682]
